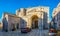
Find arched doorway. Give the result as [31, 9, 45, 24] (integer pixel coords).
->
[31, 15, 38, 29]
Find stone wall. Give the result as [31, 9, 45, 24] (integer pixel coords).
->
[8, 15, 20, 31]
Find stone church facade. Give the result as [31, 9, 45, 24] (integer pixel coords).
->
[52, 3, 60, 30]
[2, 6, 49, 31]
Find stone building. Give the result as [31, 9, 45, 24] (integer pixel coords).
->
[2, 6, 49, 31]
[0, 22, 2, 30]
[2, 13, 20, 31]
[52, 3, 60, 30]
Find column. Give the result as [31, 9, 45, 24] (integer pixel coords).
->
[38, 18, 42, 30]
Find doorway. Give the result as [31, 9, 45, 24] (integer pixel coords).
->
[31, 15, 38, 29]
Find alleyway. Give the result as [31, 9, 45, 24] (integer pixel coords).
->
[0, 29, 49, 36]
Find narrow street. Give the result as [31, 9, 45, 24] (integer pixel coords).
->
[0, 29, 49, 36]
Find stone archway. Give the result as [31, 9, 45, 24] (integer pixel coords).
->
[31, 15, 38, 29]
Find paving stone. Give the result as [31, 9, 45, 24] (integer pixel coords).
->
[0, 29, 48, 36]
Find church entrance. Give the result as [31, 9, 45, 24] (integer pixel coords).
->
[31, 15, 38, 29]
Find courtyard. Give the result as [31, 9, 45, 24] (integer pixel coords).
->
[0, 29, 48, 36]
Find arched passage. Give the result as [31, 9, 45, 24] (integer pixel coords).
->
[31, 15, 38, 29]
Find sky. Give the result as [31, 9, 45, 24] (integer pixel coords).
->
[0, 0, 60, 22]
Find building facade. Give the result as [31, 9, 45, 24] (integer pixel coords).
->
[2, 6, 49, 31]
[2, 13, 20, 31]
[52, 3, 60, 30]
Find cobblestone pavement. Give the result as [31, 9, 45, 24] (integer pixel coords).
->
[0, 29, 49, 36]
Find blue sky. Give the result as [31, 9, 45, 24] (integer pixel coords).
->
[0, 0, 60, 22]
